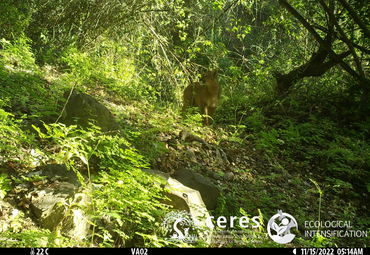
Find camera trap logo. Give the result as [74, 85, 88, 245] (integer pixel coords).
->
[161, 210, 199, 243]
[267, 210, 298, 244]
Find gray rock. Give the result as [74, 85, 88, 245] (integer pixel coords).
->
[29, 164, 216, 244]
[215, 149, 224, 165]
[186, 148, 197, 162]
[141, 168, 170, 182]
[141, 168, 213, 244]
[60, 90, 122, 134]
[206, 169, 223, 181]
[175, 167, 221, 210]
[30, 164, 90, 240]
[223, 172, 235, 181]
[42, 164, 82, 187]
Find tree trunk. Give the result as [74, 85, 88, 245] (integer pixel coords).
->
[276, 0, 370, 110]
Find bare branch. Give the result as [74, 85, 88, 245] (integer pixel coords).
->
[278, 0, 361, 81]
[279, 0, 370, 109]
[312, 24, 370, 55]
[318, 0, 365, 78]
[337, 0, 370, 41]
[190, 0, 240, 46]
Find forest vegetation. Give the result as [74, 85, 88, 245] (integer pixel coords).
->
[0, 0, 369, 248]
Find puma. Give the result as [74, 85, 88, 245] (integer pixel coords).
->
[181, 69, 221, 125]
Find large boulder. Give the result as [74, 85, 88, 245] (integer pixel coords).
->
[29, 164, 90, 240]
[28, 165, 215, 244]
[141, 169, 213, 244]
[60, 89, 122, 133]
[174, 167, 221, 210]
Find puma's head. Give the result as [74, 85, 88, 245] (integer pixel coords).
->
[200, 69, 218, 85]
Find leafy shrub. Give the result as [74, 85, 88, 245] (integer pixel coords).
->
[0, 1, 32, 40]
[32, 122, 170, 247]
[60, 41, 158, 102]
[0, 108, 35, 165]
[0, 173, 11, 199]
[0, 35, 38, 73]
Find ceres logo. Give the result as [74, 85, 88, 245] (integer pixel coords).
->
[161, 210, 198, 243]
[267, 210, 298, 244]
